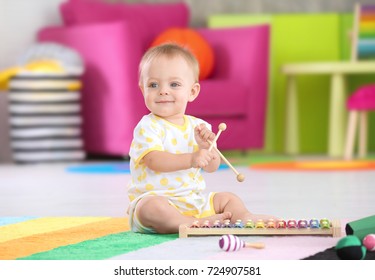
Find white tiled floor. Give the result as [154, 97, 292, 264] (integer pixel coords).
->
[1, 162, 374, 221]
[0, 163, 129, 217]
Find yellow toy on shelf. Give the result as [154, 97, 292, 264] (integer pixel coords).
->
[1, 43, 85, 164]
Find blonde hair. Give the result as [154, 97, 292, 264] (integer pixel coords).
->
[139, 43, 200, 84]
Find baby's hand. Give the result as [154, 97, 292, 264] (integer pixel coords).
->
[191, 149, 217, 168]
[194, 124, 216, 149]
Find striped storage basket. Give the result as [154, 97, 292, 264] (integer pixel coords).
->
[8, 73, 85, 163]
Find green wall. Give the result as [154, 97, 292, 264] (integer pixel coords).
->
[209, 13, 375, 155]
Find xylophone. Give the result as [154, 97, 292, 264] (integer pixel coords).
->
[179, 218, 341, 238]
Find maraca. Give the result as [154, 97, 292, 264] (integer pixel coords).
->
[219, 234, 265, 252]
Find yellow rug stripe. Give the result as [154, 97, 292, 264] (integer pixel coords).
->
[0, 217, 110, 243]
[0, 217, 129, 260]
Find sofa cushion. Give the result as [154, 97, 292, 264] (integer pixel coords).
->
[151, 28, 215, 80]
[186, 79, 248, 118]
[60, 0, 190, 48]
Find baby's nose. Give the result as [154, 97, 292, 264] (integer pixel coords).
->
[159, 86, 169, 95]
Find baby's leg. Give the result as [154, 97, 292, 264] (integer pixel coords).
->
[136, 196, 231, 234]
[213, 192, 277, 223]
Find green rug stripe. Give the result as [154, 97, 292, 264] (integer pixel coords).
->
[18, 231, 178, 260]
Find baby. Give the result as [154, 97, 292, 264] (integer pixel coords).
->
[128, 43, 274, 234]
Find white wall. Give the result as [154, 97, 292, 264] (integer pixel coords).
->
[0, 0, 64, 163]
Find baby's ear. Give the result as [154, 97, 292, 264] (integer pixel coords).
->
[188, 83, 200, 102]
[139, 84, 145, 95]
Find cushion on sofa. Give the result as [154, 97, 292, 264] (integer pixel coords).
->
[60, 0, 190, 48]
[186, 79, 248, 118]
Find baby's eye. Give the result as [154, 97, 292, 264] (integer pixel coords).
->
[148, 82, 158, 88]
[170, 82, 180, 87]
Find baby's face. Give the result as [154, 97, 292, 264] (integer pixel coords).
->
[140, 55, 199, 124]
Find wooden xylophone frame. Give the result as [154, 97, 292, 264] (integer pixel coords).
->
[179, 219, 342, 238]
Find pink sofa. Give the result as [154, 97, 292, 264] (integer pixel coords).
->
[38, 0, 270, 156]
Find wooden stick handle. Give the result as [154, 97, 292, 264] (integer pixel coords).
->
[208, 141, 239, 175]
[244, 242, 265, 249]
[193, 123, 226, 179]
[207, 140, 245, 182]
[208, 130, 223, 152]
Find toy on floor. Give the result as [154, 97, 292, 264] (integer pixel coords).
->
[194, 122, 245, 182]
[335, 235, 366, 260]
[345, 215, 375, 240]
[219, 234, 265, 252]
[179, 218, 341, 238]
[363, 234, 375, 251]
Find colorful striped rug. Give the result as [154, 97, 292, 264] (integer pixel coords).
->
[0, 217, 178, 260]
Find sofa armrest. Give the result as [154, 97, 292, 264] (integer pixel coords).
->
[37, 21, 147, 155]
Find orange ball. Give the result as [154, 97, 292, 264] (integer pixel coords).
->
[151, 28, 214, 80]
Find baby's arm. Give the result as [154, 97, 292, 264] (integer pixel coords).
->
[140, 122, 220, 173]
[143, 149, 218, 173]
[143, 151, 192, 172]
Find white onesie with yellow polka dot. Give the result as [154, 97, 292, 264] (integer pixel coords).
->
[127, 113, 215, 232]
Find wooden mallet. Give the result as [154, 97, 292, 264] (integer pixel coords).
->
[193, 123, 227, 180]
[207, 139, 245, 182]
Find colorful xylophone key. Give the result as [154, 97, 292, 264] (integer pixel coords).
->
[188, 218, 331, 229]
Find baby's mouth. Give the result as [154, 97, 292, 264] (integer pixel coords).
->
[156, 100, 174, 104]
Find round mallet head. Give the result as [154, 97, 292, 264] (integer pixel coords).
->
[363, 234, 375, 251]
[236, 173, 245, 182]
[219, 234, 244, 252]
[335, 235, 366, 260]
[218, 123, 227, 132]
